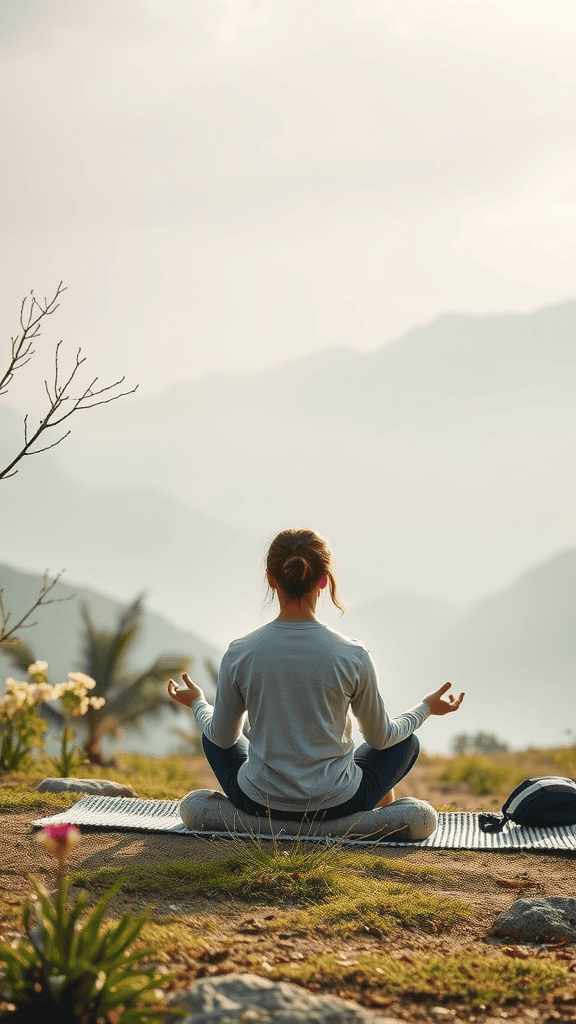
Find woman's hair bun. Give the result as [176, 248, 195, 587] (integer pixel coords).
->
[266, 527, 345, 612]
[282, 555, 311, 583]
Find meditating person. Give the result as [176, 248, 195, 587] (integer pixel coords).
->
[167, 527, 464, 822]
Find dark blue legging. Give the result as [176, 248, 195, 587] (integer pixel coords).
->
[201, 732, 420, 822]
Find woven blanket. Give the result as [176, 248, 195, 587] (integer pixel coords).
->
[33, 796, 576, 851]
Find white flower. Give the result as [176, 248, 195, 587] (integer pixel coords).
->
[5, 678, 27, 692]
[67, 672, 96, 690]
[54, 676, 104, 716]
[27, 661, 48, 681]
[28, 682, 57, 704]
[0, 693, 19, 718]
[4, 679, 30, 709]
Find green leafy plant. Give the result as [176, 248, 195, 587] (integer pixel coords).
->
[0, 664, 54, 771]
[0, 875, 163, 1023]
[0, 824, 170, 1023]
[0, 662, 106, 777]
[51, 725, 87, 778]
[0, 698, 46, 771]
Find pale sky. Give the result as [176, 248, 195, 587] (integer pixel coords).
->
[2, 0, 576, 408]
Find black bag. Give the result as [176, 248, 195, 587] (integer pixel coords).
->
[478, 776, 576, 833]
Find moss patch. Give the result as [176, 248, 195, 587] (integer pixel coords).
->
[260, 948, 567, 1007]
[271, 873, 469, 937]
[0, 784, 79, 813]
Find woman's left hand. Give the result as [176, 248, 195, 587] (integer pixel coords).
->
[167, 672, 204, 708]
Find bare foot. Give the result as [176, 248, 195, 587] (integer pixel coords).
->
[375, 788, 395, 808]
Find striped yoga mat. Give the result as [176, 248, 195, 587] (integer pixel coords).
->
[33, 796, 576, 851]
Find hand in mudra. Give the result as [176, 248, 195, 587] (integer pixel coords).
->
[167, 672, 203, 708]
[423, 681, 465, 716]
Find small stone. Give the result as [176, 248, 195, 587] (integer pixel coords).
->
[166, 972, 393, 1022]
[37, 777, 137, 798]
[490, 898, 576, 945]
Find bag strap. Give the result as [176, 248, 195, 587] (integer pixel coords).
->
[478, 812, 507, 833]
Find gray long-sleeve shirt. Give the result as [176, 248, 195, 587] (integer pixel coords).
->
[192, 619, 430, 812]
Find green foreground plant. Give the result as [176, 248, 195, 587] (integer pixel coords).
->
[0, 877, 164, 1023]
[0, 824, 173, 1023]
[0, 698, 46, 772]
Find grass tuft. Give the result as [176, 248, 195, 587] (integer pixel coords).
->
[260, 948, 566, 1006]
[71, 843, 469, 938]
[271, 872, 469, 937]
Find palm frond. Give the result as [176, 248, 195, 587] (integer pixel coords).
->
[100, 685, 181, 730]
[107, 655, 192, 701]
[80, 596, 144, 697]
[101, 594, 145, 683]
[77, 597, 193, 755]
[80, 602, 111, 692]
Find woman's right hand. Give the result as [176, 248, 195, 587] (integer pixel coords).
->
[423, 681, 465, 716]
[167, 672, 204, 708]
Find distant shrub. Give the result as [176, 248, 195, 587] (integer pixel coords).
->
[550, 747, 576, 775]
[436, 755, 515, 795]
[450, 731, 510, 756]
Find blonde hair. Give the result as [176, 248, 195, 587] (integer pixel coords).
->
[266, 527, 344, 611]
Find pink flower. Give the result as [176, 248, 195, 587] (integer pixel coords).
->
[36, 823, 81, 861]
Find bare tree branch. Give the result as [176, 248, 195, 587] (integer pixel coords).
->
[0, 571, 74, 645]
[0, 282, 139, 651]
[0, 283, 65, 396]
[0, 283, 138, 480]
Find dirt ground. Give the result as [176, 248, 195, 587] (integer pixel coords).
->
[1, 758, 576, 1024]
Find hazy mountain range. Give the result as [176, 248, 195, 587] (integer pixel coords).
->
[344, 549, 576, 753]
[46, 297, 576, 612]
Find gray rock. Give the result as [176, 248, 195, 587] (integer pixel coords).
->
[490, 897, 576, 945]
[37, 777, 137, 798]
[166, 973, 397, 1023]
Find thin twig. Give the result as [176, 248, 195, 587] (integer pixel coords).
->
[0, 283, 65, 396]
[0, 571, 74, 645]
[0, 283, 138, 480]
